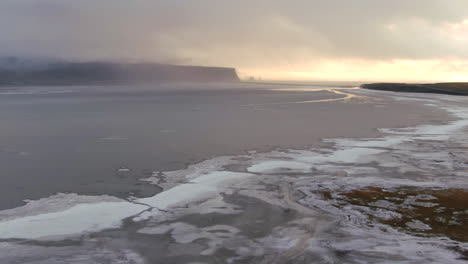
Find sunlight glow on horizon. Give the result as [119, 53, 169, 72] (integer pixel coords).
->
[237, 58, 468, 82]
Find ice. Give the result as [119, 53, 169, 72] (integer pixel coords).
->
[139, 222, 264, 259]
[0, 201, 148, 240]
[322, 147, 386, 163]
[138, 171, 253, 209]
[117, 167, 131, 172]
[1, 90, 468, 262]
[325, 226, 466, 263]
[0, 242, 145, 264]
[247, 161, 312, 174]
[333, 136, 408, 148]
[0, 193, 122, 222]
[138, 223, 240, 256]
[296, 147, 386, 164]
[406, 220, 432, 231]
[247, 147, 388, 174]
[0, 171, 252, 240]
[383, 106, 468, 141]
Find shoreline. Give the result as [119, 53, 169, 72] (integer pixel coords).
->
[1, 89, 467, 262]
[0, 87, 451, 210]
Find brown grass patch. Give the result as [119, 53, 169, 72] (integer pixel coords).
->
[324, 187, 468, 242]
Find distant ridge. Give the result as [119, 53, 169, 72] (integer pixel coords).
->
[0, 58, 240, 86]
[361, 83, 468, 96]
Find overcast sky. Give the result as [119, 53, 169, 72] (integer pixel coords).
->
[1, 0, 468, 81]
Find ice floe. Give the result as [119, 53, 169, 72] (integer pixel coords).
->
[138, 171, 252, 209]
[0, 201, 148, 240]
[0, 171, 253, 240]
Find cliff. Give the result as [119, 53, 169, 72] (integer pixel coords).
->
[0, 60, 240, 86]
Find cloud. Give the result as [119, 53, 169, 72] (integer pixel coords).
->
[1, 0, 467, 80]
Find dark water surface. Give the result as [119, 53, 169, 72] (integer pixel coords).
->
[0, 84, 431, 209]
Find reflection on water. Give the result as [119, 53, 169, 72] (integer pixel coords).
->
[0, 85, 378, 209]
[248, 87, 367, 105]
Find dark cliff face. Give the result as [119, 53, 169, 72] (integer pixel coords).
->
[361, 83, 468, 96]
[0, 61, 240, 86]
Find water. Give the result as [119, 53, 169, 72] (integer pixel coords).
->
[1, 83, 466, 263]
[0, 83, 416, 209]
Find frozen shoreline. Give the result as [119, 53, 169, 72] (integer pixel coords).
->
[1, 89, 467, 263]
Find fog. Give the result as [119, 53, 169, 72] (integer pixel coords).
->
[1, 0, 468, 81]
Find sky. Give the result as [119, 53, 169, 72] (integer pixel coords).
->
[1, 0, 468, 82]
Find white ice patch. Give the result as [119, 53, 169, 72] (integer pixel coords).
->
[0, 193, 122, 222]
[317, 147, 386, 163]
[141, 156, 237, 189]
[138, 171, 252, 209]
[247, 161, 312, 174]
[382, 106, 468, 141]
[117, 167, 131, 172]
[247, 147, 388, 175]
[332, 136, 409, 149]
[406, 220, 432, 231]
[0, 171, 252, 240]
[0, 201, 148, 240]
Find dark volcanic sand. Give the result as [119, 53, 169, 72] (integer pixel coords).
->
[0, 83, 449, 209]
